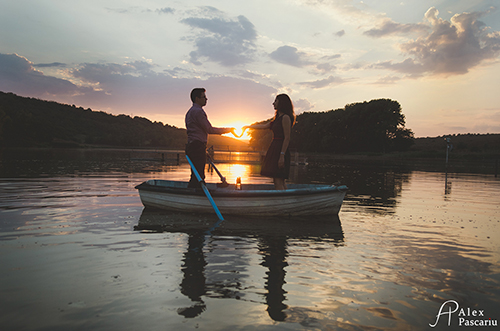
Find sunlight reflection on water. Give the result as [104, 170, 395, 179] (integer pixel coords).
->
[0, 149, 499, 330]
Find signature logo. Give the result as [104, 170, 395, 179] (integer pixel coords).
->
[429, 300, 497, 328]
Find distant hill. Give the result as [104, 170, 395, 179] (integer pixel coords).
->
[0, 91, 247, 150]
[410, 134, 500, 158]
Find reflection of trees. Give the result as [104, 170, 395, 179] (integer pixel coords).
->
[294, 159, 412, 213]
[0, 148, 181, 177]
[135, 210, 344, 321]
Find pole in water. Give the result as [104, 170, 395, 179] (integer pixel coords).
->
[445, 137, 452, 168]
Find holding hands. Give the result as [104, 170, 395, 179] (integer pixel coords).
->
[231, 122, 269, 138]
[231, 127, 248, 138]
[232, 122, 271, 138]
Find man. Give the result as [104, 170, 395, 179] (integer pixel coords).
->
[185, 88, 234, 188]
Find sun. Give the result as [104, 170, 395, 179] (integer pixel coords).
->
[222, 121, 251, 141]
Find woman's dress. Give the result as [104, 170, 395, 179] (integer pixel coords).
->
[260, 114, 291, 179]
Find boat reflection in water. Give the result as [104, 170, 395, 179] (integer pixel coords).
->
[134, 209, 344, 321]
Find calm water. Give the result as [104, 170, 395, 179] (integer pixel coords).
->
[0, 149, 499, 331]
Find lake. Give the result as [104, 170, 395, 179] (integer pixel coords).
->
[0, 149, 499, 331]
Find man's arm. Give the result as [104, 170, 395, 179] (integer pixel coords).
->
[196, 109, 232, 134]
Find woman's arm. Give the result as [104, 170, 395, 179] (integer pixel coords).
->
[243, 122, 271, 130]
[278, 115, 291, 168]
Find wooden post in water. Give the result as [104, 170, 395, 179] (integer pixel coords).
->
[444, 138, 452, 195]
[445, 137, 452, 168]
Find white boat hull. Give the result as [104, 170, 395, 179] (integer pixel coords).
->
[136, 180, 347, 216]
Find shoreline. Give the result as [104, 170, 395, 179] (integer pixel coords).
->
[2, 145, 498, 163]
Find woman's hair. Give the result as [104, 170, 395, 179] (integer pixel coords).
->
[275, 94, 296, 126]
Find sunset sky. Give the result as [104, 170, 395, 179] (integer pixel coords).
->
[1, 0, 499, 137]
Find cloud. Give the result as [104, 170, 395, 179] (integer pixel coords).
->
[181, 9, 257, 67]
[335, 29, 346, 37]
[297, 75, 345, 89]
[0, 53, 82, 97]
[33, 62, 67, 68]
[269, 46, 314, 67]
[368, 7, 500, 76]
[232, 69, 270, 80]
[0, 53, 37, 75]
[294, 98, 315, 113]
[71, 61, 156, 84]
[0, 53, 277, 127]
[316, 54, 341, 73]
[269, 46, 340, 75]
[302, 0, 382, 24]
[163, 66, 198, 78]
[106, 6, 154, 14]
[363, 19, 429, 37]
[371, 75, 402, 85]
[315, 62, 336, 73]
[156, 7, 174, 14]
[321, 54, 341, 61]
[69, 63, 277, 125]
[106, 7, 130, 14]
[372, 58, 424, 76]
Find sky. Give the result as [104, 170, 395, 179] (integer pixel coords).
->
[1, 0, 499, 138]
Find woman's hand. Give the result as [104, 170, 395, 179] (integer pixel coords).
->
[278, 153, 285, 168]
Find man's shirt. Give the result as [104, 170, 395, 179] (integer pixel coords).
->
[185, 103, 229, 143]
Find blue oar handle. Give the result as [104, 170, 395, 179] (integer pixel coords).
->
[185, 155, 224, 221]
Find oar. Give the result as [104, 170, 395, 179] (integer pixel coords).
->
[185, 155, 224, 221]
[206, 152, 229, 187]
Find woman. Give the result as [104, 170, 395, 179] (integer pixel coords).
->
[244, 94, 295, 190]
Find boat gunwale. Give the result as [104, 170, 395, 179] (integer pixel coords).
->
[135, 180, 348, 198]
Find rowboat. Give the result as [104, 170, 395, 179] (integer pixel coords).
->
[135, 179, 348, 216]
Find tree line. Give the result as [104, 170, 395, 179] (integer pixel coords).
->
[0, 91, 187, 149]
[249, 98, 415, 153]
[1, 91, 415, 153]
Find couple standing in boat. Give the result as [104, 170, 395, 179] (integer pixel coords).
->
[185, 88, 295, 191]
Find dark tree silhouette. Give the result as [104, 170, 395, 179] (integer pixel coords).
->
[0, 91, 187, 148]
[249, 98, 415, 153]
